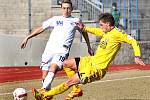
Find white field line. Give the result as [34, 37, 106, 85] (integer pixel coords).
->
[0, 75, 150, 96]
[92, 75, 150, 84]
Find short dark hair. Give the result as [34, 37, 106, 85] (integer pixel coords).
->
[112, 2, 117, 7]
[61, 0, 72, 8]
[99, 13, 115, 26]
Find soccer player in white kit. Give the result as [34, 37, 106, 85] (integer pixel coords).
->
[20, 0, 93, 99]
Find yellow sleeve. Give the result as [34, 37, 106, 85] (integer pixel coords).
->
[116, 32, 141, 57]
[83, 27, 104, 36]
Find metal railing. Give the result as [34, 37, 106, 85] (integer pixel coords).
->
[51, 0, 103, 20]
[101, 0, 140, 40]
[51, 0, 150, 41]
[72, 0, 104, 20]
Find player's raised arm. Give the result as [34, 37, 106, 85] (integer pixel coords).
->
[76, 22, 104, 37]
[20, 26, 44, 49]
[82, 31, 94, 56]
[116, 31, 145, 66]
[76, 22, 94, 56]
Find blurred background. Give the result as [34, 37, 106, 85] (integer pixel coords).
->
[0, 0, 150, 66]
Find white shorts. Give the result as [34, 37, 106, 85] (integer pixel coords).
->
[40, 53, 69, 71]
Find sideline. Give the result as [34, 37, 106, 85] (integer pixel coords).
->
[0, 64, 150, 83]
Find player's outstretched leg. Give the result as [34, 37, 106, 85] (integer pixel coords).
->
[43, 82, 69, 98]
[64, 68, 83, 100]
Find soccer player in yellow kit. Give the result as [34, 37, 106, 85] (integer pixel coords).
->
[33, 13, 145, 100]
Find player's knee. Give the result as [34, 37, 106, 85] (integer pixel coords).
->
[63, 60, 69, 68]
[64, 59, 76, 68]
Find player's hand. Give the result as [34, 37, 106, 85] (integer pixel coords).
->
[134, 57, 145, 66]
[20, 37, 28, 49]
[88, 47, 94, 56]
[75, 22, 85, 30]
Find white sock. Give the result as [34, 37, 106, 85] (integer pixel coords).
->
[42, 72, 55, 91]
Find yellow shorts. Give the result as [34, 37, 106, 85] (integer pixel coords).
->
[78, 56, 106, 84]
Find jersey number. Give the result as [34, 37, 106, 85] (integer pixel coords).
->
[59, 56, 65, 62]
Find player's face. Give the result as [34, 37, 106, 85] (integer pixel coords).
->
[99, 20, 112, 33]
[61, 3, 73, 17]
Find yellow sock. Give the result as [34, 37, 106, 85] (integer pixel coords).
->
[44, 82, 69, 97]
[64, 68, 81, 92]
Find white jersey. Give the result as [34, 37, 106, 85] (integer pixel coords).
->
[42, 16, 80, 54]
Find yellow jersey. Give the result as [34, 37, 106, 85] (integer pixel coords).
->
[83, 27, 141, 70]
